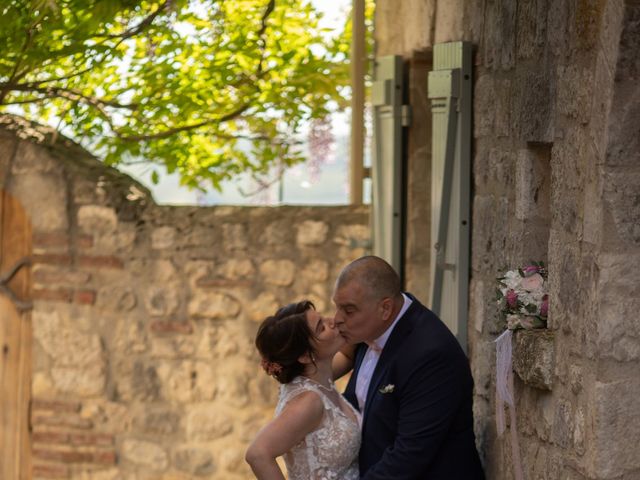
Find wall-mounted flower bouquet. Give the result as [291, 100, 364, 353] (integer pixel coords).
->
[494, 261, 549, 480]
[496, 262, 548, 330]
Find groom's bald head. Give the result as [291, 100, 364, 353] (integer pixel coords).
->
[335, 255, 401, 301]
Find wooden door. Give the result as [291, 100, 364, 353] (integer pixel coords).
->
[0, 190, 32, 479]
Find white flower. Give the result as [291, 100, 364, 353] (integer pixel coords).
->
[521, 273, 544, 292]
[379, 384, 395, 394]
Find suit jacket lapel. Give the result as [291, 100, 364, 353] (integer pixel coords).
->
[362, 303, 417, 420]
[344, 343, 367, 411]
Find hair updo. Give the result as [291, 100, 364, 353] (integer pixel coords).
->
[255, 300, 317, 384]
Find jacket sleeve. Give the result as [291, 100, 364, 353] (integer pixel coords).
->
[362, 346, 468, 480]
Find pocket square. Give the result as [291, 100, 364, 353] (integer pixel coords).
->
[379, 384, 395, 394]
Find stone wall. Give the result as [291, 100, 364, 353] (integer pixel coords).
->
[375, 1, 640, 479]
[0, 115, 370, 479]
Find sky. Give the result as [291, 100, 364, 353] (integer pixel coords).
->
[120, 0, 356, 207]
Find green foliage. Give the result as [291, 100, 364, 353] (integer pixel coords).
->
[0, 0, 352, 189]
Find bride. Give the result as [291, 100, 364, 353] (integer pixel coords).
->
[245, 300, 360, 480]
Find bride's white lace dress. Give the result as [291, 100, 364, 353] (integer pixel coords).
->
[275, 376, 361, 480]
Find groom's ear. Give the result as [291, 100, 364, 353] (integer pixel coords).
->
[380, 297, 393, 321]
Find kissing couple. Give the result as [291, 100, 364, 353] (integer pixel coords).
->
[246, 255, 485, 479]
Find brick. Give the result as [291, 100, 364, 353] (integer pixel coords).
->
[32, 399, 81, 414]
[77, 235, 94, 248]
[33, 431, 70, 444]
[74, 290, 96, 305]
[33, 448, 116, 465]
[33, 232, 69, 248]
[32, 414, 93, 430]
[32, 254, 72, 266]
[69, 433, 114, 447]
[32, 463, 69, 478]
[33, 449, 92, 463]
[93, 450, 117, 465]
[33, 288, 73, 303]
[77, 255, 124, 269]
[150, 320, 194, 335]
[33, 268, 92, 285]
[196, 277, 252, 288]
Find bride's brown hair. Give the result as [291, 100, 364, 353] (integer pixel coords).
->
[255, 300, 318, 384]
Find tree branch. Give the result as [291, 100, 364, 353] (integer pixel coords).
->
[4, 84, 137, 110]
[115, 103, 253, 141]
[93, 0, 172, 41]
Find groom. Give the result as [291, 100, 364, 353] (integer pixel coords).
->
[332, 256, 485, 479]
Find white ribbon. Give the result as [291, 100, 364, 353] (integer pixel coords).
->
[495, 329, 525, 480]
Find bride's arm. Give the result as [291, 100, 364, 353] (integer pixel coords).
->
[245, 391, 324, 479]
[332, 344, 356, 380]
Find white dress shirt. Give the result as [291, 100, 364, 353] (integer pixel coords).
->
[355, 293, 413, 411]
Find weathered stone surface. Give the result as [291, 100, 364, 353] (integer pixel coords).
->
[10, 172, 68, 231]
[145, 286, 180, 316]
[301, 259, 330, 283]
[174, 448, 216, 476]
[246, 292, 279, 322]
[221, 258, 255, 280]
[134, 407, 181, 436]
[152, 226, 177, 249]
[296, 220, 329, 246]
[333, 224, 370, 248]
[259, 259, 295, 286]
[188, 291, 241, 319]
[223, 223, 248, 250]
[513, 329, 555, 390]
[51, 365, 105, 396]
[121, 439, 169, 471]
[156, 360, 217, 402]
[98, 286, 138, 312]
[2, 117, 371, 480]
[591, 378, 640, 478]
[186, 406, 234, 441]
[77, 205, 118, 233]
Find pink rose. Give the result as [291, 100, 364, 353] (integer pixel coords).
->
[521, 273, 543, 291]
[523, 265, 539, 275]
[540, 295, 549, 317]
[506, 289, 518, 308]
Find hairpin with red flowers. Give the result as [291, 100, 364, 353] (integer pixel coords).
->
[260, 358, 283, 377]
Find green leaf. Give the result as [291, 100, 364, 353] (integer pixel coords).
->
[0, 0, 366, 190]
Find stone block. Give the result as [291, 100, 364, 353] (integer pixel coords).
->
[223, 223, 248, 250]
[174, 448, 216, 476]
[602, 169, 640, 246]
[221, 258, 255, 280]
[246, 292, 279, 322]
[145, 286, 180, 316]
[186, 406, 234, 441]
[134, 407, 181, 436]
[51, 364, 106, 396]
[10, 171, 68, 231]
[77, 205, 118, 233]
[259, 259, 295, 287]
[188, 291, 241, 319]
[512, 329, 555, 390]
[151, 226, 177, 249]
[590, 378, 640, 478]
[121, 439, 169, 471]
[473, 75, 496, 138]
[296, 220, 329, 246]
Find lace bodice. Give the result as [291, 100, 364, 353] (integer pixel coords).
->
[275, 376, 361, 480]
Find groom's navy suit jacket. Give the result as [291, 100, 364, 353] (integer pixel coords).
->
[344, 294, 485, 479]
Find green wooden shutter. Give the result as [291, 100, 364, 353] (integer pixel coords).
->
[427, 42, 472, 350]
[371, 56, 406, 273]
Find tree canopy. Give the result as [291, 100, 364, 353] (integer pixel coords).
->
[0, 0, 351, 190]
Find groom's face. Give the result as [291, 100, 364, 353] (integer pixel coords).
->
[332, 280, 382, 344]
